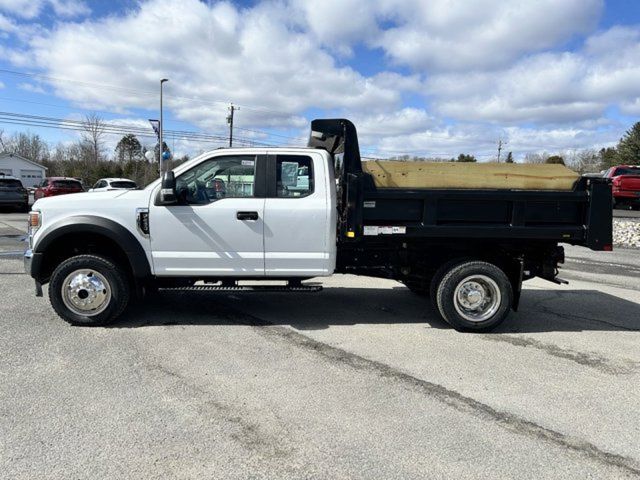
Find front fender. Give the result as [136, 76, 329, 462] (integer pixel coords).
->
[32, 215, 151, 281]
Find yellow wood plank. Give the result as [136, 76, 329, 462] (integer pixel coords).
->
[362, 161, 580, 191]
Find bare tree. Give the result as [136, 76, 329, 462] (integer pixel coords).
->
[81, 113, 106, 163]
[523, 152, 550, 164]
[566, 149, 602, 174]
[4, 132, 50, 162]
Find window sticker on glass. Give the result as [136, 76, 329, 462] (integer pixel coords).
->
[280, 162, 299, 187]
[241, 160, 255, 167]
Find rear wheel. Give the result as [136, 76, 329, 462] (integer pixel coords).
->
[435, 261, 512, 332]
[48, 254, 130, 326]
[429, 259, 469, 306]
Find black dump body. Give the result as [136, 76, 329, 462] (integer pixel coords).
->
[309, 119, 613, 252]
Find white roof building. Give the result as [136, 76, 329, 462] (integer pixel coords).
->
[0, 152, 48, 188]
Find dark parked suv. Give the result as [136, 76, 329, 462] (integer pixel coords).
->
[0, 176, 29, 212]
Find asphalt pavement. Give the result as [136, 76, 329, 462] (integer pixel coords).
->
[1, 211, 639, 479]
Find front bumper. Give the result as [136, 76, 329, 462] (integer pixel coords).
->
[23, 249, 43, 297]
[23, 248, 33, 273]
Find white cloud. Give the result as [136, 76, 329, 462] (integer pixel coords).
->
[374, 122, 621, 160]
[292, 0, 602, 71]
[425, 27, 640, 125]
[25, 0, 417, 131]
[0, 0, 89, 19]
[17, 82, 46, 94]
[0, 12, 17, 32]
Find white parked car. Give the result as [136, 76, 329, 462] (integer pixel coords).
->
[89, 178, 138, 192]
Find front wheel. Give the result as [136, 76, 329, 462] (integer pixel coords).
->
[48, 254, 130, 326]
[435, 261, 513, 332]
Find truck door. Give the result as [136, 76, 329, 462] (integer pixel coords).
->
[149, 154, 265, 277]
[263, 152, 336, 277]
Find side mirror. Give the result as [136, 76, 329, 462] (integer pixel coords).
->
[159, 171, 177, 205]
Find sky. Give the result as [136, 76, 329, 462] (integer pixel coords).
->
[0, 0, 640, 160]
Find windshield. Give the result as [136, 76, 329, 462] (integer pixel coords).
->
[110, 181, 137, 189]
[53, 180, 82, 189]
[0, 179, 23, 188]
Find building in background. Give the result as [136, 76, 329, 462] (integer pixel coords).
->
[0, 153, 48, 188]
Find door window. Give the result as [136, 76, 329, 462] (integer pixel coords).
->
[276, 155, 313, 197]
[176, 155, 256, 205]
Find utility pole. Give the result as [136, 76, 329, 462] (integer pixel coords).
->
[159, 78, 169, 175]
[497, 138, 507, 162]
[227, 103, 238, 147]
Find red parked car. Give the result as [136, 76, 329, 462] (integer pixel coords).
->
[34, 177, 84, 200]
[604, 165, 640, 209]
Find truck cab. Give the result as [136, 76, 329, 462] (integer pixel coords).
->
[148, 148, 336, 277]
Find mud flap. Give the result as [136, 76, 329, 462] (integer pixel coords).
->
[511, 259, 524, 312]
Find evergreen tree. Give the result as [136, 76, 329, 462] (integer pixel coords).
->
[115, 134, 142, 163]
[505, 152, 514, 163]
[455, 153, 477, 162]
[598, 147, 619, 169]
[616, 122, 640, 165]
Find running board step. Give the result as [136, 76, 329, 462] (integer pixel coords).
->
[159, 285, 323, 293]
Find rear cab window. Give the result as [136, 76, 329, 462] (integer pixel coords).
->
[275, 155, 314, 198]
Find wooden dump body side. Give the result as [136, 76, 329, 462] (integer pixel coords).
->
[361, 161, 581, 191]
[348, 177, 612, 250]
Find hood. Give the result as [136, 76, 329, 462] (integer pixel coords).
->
[32, 189, 150, 210]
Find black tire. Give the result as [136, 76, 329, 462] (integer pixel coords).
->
[48, 254, 130, 326]
[20, 203, 30, 213]
[429, 258, 470, 306]
[436, 261, 512, 332]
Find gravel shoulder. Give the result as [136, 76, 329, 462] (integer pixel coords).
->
[614, 219, 640, 249]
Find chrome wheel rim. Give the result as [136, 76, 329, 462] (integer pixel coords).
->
[453, 275, 501, 322]
[61, 269, 111, 317]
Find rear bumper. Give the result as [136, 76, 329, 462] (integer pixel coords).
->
[613, 191, 640, 200]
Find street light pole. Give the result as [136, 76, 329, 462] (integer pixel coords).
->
[159, 78, 169, 175]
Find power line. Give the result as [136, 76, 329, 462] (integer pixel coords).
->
[0, 95, 309, 146]
[0, 111, 284, 148]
